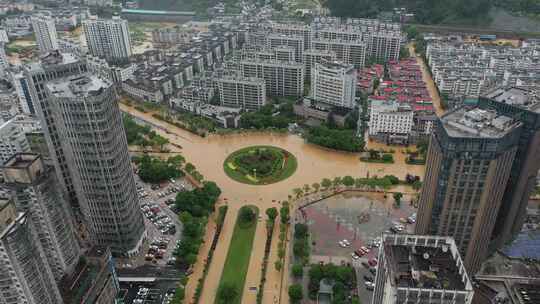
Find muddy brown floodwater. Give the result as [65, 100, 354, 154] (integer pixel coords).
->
[120, 103, 425, 304]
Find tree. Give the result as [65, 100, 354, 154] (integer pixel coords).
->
[293, 188, 304, 198]
[217, 283, 238, 304]
[332, 176, 342, 188]
[412, 180, 423, 191]
[288, 284, 303, 303]
[274, 260, 282, 271]
[355, 178, 364, 188]
[342, 176, 355, 187]
[280, 202, 290, 224]
[154, 135, 169, 151]
[292, 264, 304, 277]
[239, 206, 256, 224]
[312, 182, 320, 192]
[321, 178, 332, 189]
[266, 207, 278, 222]
[382, 154, 393, 162]
[303, 183, 311, 193]
[185, 162, 195, 173]
[393, 192, 403, 207]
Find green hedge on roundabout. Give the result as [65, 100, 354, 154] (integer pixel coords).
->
[223, 146, 297, 185]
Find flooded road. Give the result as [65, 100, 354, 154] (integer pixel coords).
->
[120, 103, 425, 303]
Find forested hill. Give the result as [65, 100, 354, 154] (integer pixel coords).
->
[324, 0, 539, 24]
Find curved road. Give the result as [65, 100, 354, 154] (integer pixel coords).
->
[120, 103, 425, 304]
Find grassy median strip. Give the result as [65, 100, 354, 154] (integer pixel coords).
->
[215, 206, 259, 304]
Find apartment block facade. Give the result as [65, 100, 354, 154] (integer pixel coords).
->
[31, 14, 58, 53]
[215, 75, 266, 110]
[83, 15, 132, 64]
[241, 59, 304, 97]
[311, 61, 356, 109]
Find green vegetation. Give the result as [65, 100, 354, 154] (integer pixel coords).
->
[326, 0, 492, 24]
[306, 126, 364, 152]
[393, 192, 403, 207]
[175, 181, 222, 217]
[494, 0, 540, 19]
[360, 149, 395, 163]
[134, 154, 184, 183]
[308, 263, 355, 301]
[239, 102, 296, 130]
[275, 202, 290, 271]
[216, 206, 259, 304]
[289, 284, 304, 303]
[293, 223, 310, 264]
[123, 114, 169, 150]
[175, 212, 206, 267]
[223, 146, 298, 185]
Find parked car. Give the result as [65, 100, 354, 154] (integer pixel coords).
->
[363, 275, 373, 282]
[370, 268, 377, 275]
[361, 262, 370, 268]
[351, 253, 360, 260]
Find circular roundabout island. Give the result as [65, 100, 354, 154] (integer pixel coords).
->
[223, 146, 298, 185]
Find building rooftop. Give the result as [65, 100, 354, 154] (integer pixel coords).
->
[484, 87, 540, 113]
[442, 107, 521, 138]
[27, 50, 79, 71]
[2, 153, 39, 169]
[46, 75, 110, 99]
[383, 234, 473, 292]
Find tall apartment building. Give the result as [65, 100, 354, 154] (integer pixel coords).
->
[372, 234, 474, 304]
[11, 71, 35, 115]
[2, 153, 81, 281]
[0, 197, 64, 304]
[31, 14, 59, 53]
[416, 107, 522, 273]
[269, 23, 311, 50]
[215, 75, 266, 110]
[0, 118, 30, 166]
[482, 88, 540, 249]
[303, 48, 336, 80]
[368, 31, 401, 62]
[83, 15, 132, 64]
[311, 38, 366, 68]
[241, 59, 304, 97]
[45, 74, 145, 256]
[23, 51, 88, 210]
[267, 33, 303, 62]
[311, 61, 356, 109]
[368, 99, 414, 144]
[0, 43, 8, 77]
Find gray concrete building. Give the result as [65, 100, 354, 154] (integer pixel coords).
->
[31, 14, 59, 53]
[311, 61, 356, 109]
[215, 74, 266, 110]
[0, 197, 64, 304]
[45, 74, 145, 256]
[372, 234, 474, 304]
[2, 153, 81, 281]
[83, 15, 132, 64]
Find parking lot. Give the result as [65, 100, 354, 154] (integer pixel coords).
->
[137, 175, 195, 266]
[298, 190, 417, 303]
[119, 279, 178, 304]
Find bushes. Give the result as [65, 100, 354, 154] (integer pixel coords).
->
[175, 181, 221, 217]
[136, 154, 184, 183]
[292, 264, 304, 277]
[239, 206, 256, 226]
[123, 114, 169, 150]
[293, 223, 310, 264]
[306, 126, 364, 152]
[288, 284, 304, 304]
[307, 263, 355, 300]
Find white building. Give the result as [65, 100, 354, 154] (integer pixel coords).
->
[241, 59, 304, 97]
[369, 99, 414, 144]
[0, 29, 8, 43]
[0, 43, 8, 77]
[215, 75, 266, 110]
[303, 48, 336, 80]
[83, 15, 132, 63]
[31, 14, 59, 53]
[0, 118, 31, 166]
[311, 38, 367, 68]
[311, 61, 356, 109]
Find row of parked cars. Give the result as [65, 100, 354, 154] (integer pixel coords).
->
[133, 288, 160, 304]
[141, 203, 176, 235]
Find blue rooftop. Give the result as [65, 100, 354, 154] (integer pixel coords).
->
[501, 230, 540, 260]
[121, 8, 195, 16]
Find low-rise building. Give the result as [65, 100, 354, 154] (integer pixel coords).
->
[372, 234, 474, 304]
[0, 118, 31, 167]
[368, 98, 414, 144]
[122, 79, 164, 103]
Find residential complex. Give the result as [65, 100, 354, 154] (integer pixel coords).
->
[215, 74, 266, 110]
[303, 48, 336, 80]
[311, 61, 356, 109]
[83, 15, 132, 64]
[372, 234, 474, 304]
[45, 74, 145, 256]
[0, 197, 64, 304]
[2, 153, 81, 281]
[241, 59, 305, 97]
[426, 40, 540, 104]
[30, 14, 58, 53]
